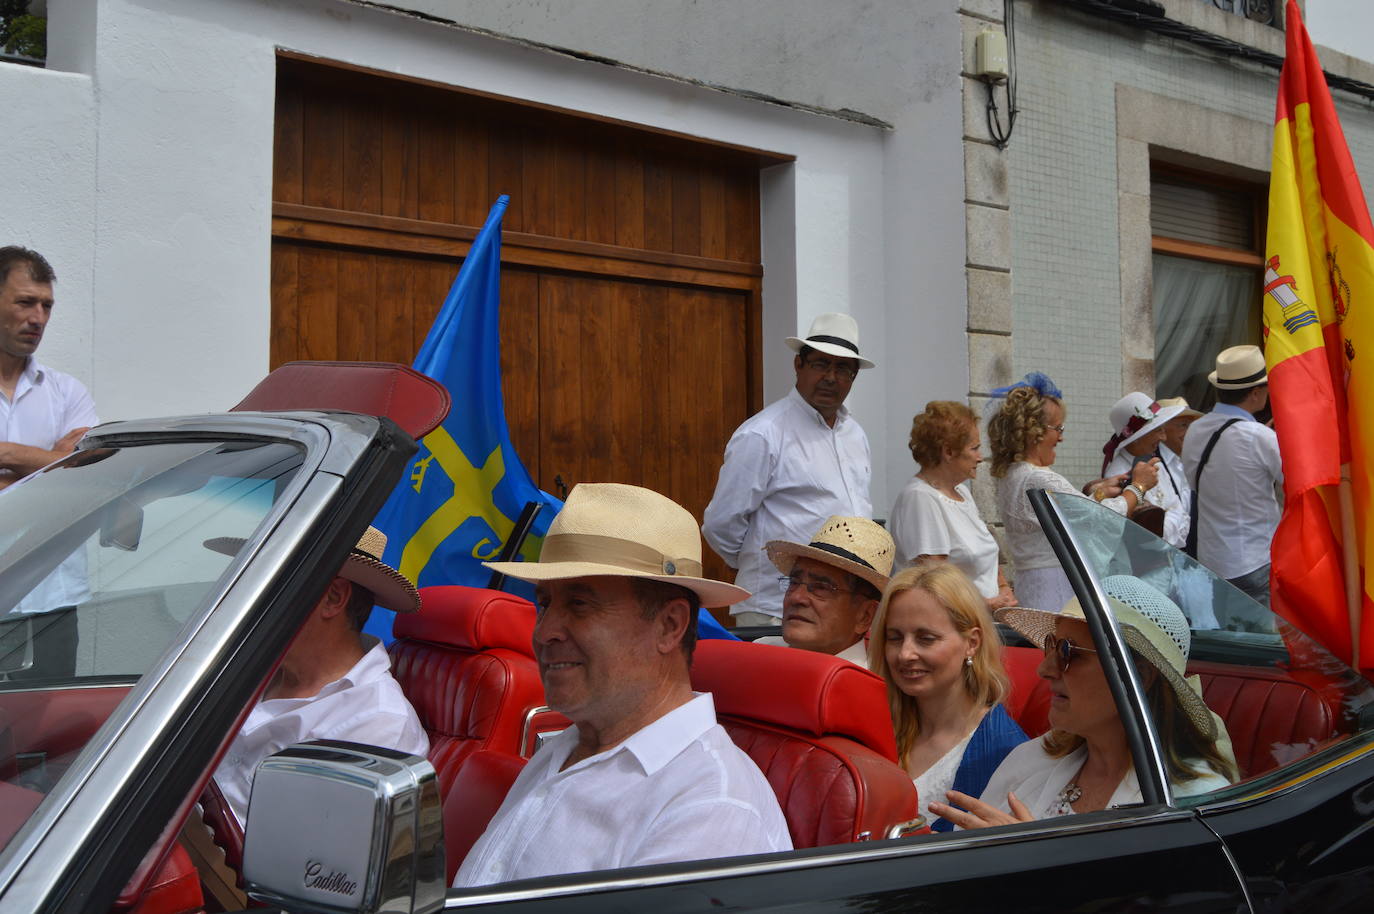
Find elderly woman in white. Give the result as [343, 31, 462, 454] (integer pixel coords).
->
[1101, 392, 1189, 550]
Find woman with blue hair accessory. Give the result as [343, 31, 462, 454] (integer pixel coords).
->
[986, 374, 1160, 614]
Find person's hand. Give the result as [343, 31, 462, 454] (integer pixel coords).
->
[928, 790, 1034, 830]
[987, 585, 1017, 610]
[1129, 458, 1160, 491]
[1088, 477, 1125, 502]
[54, 427, 91, 453]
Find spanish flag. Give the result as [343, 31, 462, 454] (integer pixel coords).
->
[1264, 0, 1374, 674]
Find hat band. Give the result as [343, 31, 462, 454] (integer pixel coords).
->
[1219, 367, 1266, 385]
[807, 541, 876, 571]
[539, 532, 702, 578]
[805, 334, 860, 356]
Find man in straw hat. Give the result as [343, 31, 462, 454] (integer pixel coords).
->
[454, 483, 790, 887]
[1100, 392, 1186, 548]
[1181, 345, 1283, 607]
[1155, 396, 1203, 532]
[210, 526, 428, 825]
[754, 516, 894, 666]
[704, 312, 875, 627]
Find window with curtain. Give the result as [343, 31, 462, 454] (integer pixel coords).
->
[1150, 168, 1265, 411]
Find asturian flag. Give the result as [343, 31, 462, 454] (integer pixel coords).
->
[1263, 0, 1374, 674]
[366, 195, 562, 641]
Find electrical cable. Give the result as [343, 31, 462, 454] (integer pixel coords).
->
[984, 0, 1019, 149]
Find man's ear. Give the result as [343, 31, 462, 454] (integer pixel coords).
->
[316, 576, 352, 621]
[854, 597, 879, 636]
[655, 597, 693, 656]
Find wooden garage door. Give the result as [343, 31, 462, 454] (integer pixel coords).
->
[270, 56, 786, 586]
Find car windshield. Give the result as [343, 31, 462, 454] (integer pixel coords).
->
[0, 439, 305, 852]
[1046, 490, 1374, 799]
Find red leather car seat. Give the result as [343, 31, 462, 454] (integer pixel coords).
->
[691, 640, 919, 848]
[389, 585, 544, 796]
[1002, 645, 1051, 737]
[441, 749, 527, 882]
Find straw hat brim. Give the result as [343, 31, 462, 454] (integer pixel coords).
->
[764, 541, 890, 594]
[1208, 368, 1268, 390]
[995, 602, 1216, 740]
[1118, 402, 1186, 451]
[783, 336, 876, 369]
[204, 537, 421, 614]
[482, 559, 751, 608]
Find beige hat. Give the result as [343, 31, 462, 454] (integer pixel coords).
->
[996, 575, 1216, 739]
[483, 482, 750, 607]
[1156, 396, 1203, 418]
[1208, 344, 1268, 390]
[784, 312, 876, 369]
[765, 516, 895, 594]
[206, 526, 420, 613]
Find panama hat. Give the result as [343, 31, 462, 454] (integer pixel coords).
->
[205, 526, 420, 613]
[1208, 344, 1268, 390]
[784, 312, 876, 369]
[996, 575, 1216, 739]
[1101, 392, 1184, 473]
[765, 516, 895, 594]
[1156, 396, 1203, 419]
[482, 482, 750, 607]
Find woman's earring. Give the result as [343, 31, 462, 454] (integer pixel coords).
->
[965, 656, 973, 667]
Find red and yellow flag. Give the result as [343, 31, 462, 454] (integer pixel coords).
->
[1264, 0, 1374, 675]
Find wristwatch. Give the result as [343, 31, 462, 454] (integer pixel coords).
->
[1126, 483, 1147, 501]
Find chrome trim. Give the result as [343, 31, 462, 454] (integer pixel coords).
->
[884, 815, 928, 840]
[518, 706, 553, 758]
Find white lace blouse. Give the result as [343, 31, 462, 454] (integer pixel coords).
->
[994, 461, 1128, 573]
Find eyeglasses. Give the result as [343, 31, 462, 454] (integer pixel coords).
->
[803, 357, 859, 381]
[1043, 634, 1097, 673]
[780, 574, 854, 600]
[1047, 424, 1066, 435]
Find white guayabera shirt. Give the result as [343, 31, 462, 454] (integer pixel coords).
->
[454, 692, 792, 887]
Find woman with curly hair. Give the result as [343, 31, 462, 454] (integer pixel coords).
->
[987, 373, 1159, 614]
[888, 400, 1015, 609]
[869, 562, 1027, 832]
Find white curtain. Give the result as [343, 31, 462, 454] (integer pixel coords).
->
[1152, 253, 1262, 410]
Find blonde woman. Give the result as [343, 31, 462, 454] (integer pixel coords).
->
[869, 562, 1027, 832]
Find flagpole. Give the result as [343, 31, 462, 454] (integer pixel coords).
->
[1338, 466, 1360, 669]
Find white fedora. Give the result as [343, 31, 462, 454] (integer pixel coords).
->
[1208, 344, 1268, 390]
[784, 312, 876, 369]
[483, 482, 750, 608]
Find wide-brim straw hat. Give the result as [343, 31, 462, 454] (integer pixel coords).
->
[1208, 344, 1268, 390]
[1108, 392, 1185, 452]
[205, 525, 420, 613]
[996, 575, 1216, 739]
[765, 516, 895, 594]
[784, 312, 876, 369]
[483, 482, 750, 607]
[1156, 396, 1203, 419]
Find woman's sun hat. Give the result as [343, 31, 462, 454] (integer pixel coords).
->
[1208, 344, 1268, 390]
[482, 482, 750, 607]
[1101, 392, 1185, 473]
[996, 575, 1216, 739]
[205, 526, 420, 613]
[765, 516, 895, 593]
[784, 312, 876, 369]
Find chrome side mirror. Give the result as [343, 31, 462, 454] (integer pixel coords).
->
[242, 740, 444, 914]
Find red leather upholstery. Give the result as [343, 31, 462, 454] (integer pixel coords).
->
[691, 640, 918, 847]
[1003, 645, 1051, 737]
[231, 360, 452, 439]
[127, 844, 203, 914]
[1191, 660, 1336, 779]
[198, 778, 245, 878]
[441, 749, 526, 882]
[390, 586, 544, 796]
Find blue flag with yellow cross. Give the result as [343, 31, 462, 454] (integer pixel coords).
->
[365, 195, 562, 641]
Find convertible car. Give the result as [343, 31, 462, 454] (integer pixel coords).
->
[0, 364, 1372, 913]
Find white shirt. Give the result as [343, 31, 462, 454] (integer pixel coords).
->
[1158, 445, 1192, 541]
[2, 359, 99, 615]
[977, 739, 1231, 820]
[454, 693, 791, 887]
[995, 461, 1129, 574]
[703, 388, 871, 619]
[214, 637, 428, 825]
[888, 477, 1000, 598]
[754, 634, 869, 667]
[1181, 405, 1283, 579]
[1104, 450, 1189, 550]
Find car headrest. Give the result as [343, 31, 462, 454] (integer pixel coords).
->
[394, 586, 535, 654]
[691, 639, 897, 760]
[232, 361, 451, 440]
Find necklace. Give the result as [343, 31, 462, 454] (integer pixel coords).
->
[1051, 782, 1082, 816]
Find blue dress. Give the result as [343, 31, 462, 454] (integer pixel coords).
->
[930, 704, 1028, 832]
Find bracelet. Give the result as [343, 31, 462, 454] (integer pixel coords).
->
[1126, 483, 1147, 501]
[1091, 486, 1109, 502]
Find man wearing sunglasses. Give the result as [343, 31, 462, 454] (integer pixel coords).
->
[703, 313, 876, 628]
[753, 516, 894, 666]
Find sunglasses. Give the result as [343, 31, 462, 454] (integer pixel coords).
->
[1043, 633, 1097, 673]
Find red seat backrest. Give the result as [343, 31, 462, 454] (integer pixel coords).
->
[390, 586, 544, 796]
[1003, 645, 1051, 737]
[441, 749, 527, 882]
[691, 640, 918, 847]
[231, 360, 451, 439]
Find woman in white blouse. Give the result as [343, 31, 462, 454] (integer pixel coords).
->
[987, 374, 1160, 614]
[888, 401, 1015, 610]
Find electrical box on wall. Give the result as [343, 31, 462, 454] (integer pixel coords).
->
[975, 28, 1009, 82]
